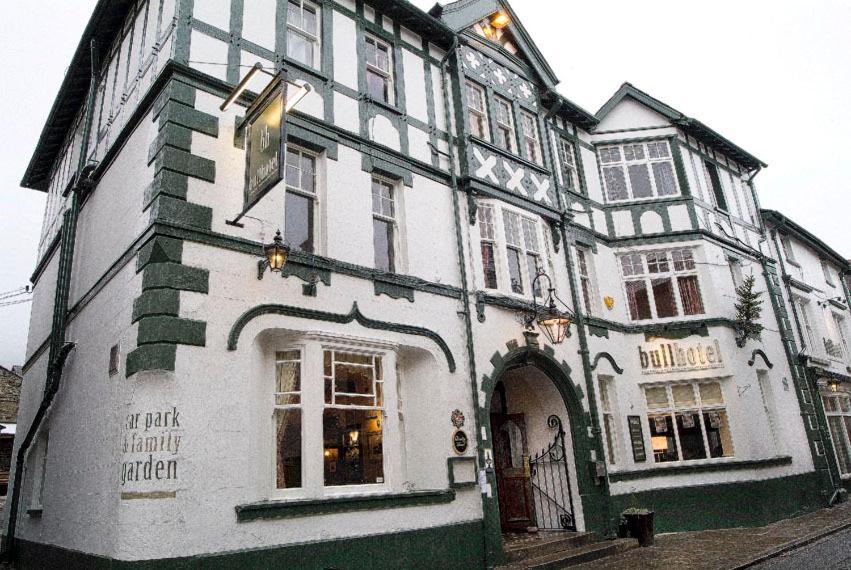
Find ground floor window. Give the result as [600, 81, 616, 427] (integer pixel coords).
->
[272, 341, 394, 497]
[644, 381, 734, 463]
[823, 391, 851, 475]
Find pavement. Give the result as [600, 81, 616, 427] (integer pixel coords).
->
[577, 500, 851, 569]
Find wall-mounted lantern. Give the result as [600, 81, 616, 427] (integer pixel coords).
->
[524, 270, 575, 345]
[827, 378, 841, 393]
[258, 230, 290, 280]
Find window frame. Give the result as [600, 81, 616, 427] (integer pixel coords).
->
[598, 375, 620, 465]
[644, 380, 735, 464]
[465, 80, 490, 142]
[599, 140, 680, 203]
[823, 391, 851, 477]
[558, 137, 578, 192]
[371, 176, 398, 273]
[494, 95, 516, 153]
[269, 339, 399, 499]
[475, 200, 552, 300]
[576, 245, 598, 316]
[283, 145, 320, 254]
[619, 248, 706, 322]
[286, 0, 321, 69]
[822, 260, 836, 287]
[519, 110, 543, 166]
[364, 33, 395, 105]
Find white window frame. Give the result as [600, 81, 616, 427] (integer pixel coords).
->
[619, 248, 706, 322]
[465, 80, 490, 142]
[364, 34, 394, 105]
[644, 380, 735, 464]
[30, 430, 50, 510]
[286, 0, 321, 69]
[599, 140, 680, 203]
[283, 145, 321, 254]
[558, 137, 578, 192]
[822, 260, 836, 287]
[475, 200, 552, 300]
[829, 312, 849, 361]
[371, 176, 399, 273]
[576, 245, 598, 316]
[822, 390, 851, 477]
[519, 110, 543, 166]
[795, 296, 818, 351]
[598, 375, 620, 465]
[269, 338, 400, 499]
[494, 95, 516, 153]
[780, 235, 798, 265]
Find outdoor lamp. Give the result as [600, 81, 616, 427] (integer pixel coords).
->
[220, 62, 266, 112]
[490, 11, 511, 29]
[258, 230, 290, 279]
[828, 378, 841, 393]
[524, 269, 575, 345]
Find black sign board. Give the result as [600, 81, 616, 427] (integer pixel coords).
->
[627, 415, 647, 463]
[452, 429, 469, 455]
[241, 72, 288, 218]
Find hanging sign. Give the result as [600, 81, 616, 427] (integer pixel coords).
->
[241, 72, 289, 217]
[452, 429, 469, 455]
[627, 415, 647, 463]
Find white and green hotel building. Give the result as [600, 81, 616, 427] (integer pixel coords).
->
[4, 0, 850, 567]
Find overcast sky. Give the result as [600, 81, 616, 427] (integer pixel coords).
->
[1, 1, 849, 368]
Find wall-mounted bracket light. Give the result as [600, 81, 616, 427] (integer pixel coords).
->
[523, 270, 575, 345]
[258, 230, 291, 280]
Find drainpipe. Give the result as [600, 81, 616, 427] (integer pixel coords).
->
[2, 39, 98, 562]
[768, 228, 842, 500]
[438, 36, 503, 567]
[539, 102, 612, 536]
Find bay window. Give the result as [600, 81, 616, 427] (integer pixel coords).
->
[271, 342, 397, 497]
[287, 0, 320, 68]
[645, 381, 734, 463]
[323, 350, 385, 486]
[620, 248, 705, 321]
[520, 111, 543, 166]
[466, 80, 489, 141]
[823, 392, 851, 476]
[495, 96, 516, 153]
[476, 201, 551, 299]
[284, 147, 317, 253]
[365, 34, 393, 104]
[599, 140, 679, 202]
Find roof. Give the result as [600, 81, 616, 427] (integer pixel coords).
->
[430, 0, 559, 88]
[541, 90, 599, 131]
[21, 0, 136, 191]
[596, 82, 768, 170]
[762, 209, 850, 269]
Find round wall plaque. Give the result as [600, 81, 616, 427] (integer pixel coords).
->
[452, 429, 469, 455]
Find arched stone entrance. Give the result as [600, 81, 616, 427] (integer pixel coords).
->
[479, 342, 608, 565]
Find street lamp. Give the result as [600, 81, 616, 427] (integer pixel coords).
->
[524, 270, 575, 345]
[258, 230, 290, 279]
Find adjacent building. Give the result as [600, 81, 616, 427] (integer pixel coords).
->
[3, 0, 847, 567]
[762, 210, 851, 496]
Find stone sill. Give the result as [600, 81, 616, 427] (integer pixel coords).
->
[235, 489, 455, 522]
[608, 456, 793, 483]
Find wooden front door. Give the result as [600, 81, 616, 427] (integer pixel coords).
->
[491, 413, 536, 532]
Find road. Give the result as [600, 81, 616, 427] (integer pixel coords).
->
[751, 527, 851, 570]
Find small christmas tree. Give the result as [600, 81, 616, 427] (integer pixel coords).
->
[734, 274, 764, 347]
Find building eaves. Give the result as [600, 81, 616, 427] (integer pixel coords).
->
[541, 91, 598, 131]
[596, 82, 767, 170]
[762, 209, 850, 269]
[21, 0, 136, 192]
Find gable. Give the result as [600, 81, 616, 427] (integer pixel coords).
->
[431, 0, 558, 88]
[596, 96, 673, 132]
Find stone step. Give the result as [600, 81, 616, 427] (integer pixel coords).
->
[497, 539, 638, 569]
[504, 532, 598, 563]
